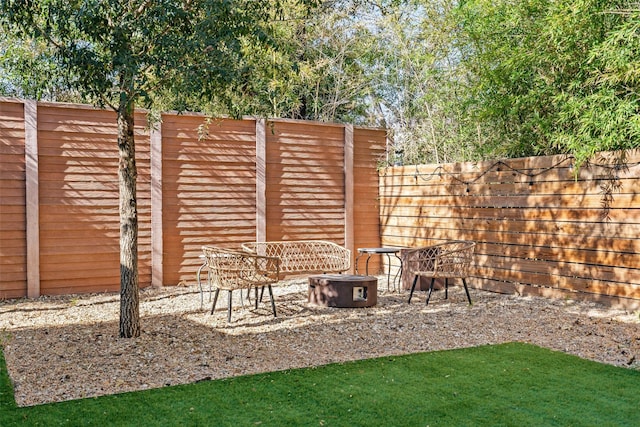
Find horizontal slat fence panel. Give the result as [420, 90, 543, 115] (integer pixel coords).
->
[0, 100, 27, 298]
[353, 128, 387, 274]
[160, 115, 258, 285]
[36, 104, 152, 295]
[0, 99, 385, 297]
[380, 151, 640, 309]
[266, 121, 346, 243]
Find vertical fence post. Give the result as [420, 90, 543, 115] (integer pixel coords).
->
[344, 124, 355, 272]
[256, 119, 267, 243]
[24, 100, 40, 298]
[151, 119, 163, 287]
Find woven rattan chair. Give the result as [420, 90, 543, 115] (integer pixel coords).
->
[405, 240, 475, 305]
[201, 246, 280, 322]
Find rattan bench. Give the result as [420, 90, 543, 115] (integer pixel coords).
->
[241, 240, 351, 277]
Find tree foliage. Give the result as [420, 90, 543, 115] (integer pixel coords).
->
[205, 0, 376, 123]
[0, 31, 79, 101]
[356, 0, 475, 164]
[553, 6, 640, 165]
[452, 0, 639, 166]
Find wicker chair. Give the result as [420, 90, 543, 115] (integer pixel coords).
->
[200, 246, 280, 322]
[405, 240, 476, 305]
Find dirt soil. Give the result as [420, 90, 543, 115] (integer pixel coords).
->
[1, 278, 638, 407]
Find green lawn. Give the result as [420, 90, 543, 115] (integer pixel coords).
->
[1, 342, 638, 426]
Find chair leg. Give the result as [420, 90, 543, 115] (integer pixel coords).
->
[255, 287, 259, 309]
[445, 278, 449, 300]
[239, 288, 245, 308]
[462, 278, 472, 304]
[210, 289, 220, 315]
[227, 290, 233, 323]
[408, 275, 419, 303]
[197, 263, 206, 309]
[267, 285, 277, 317]
[426, 278, 436, 306]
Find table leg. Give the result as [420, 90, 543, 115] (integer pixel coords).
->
[392, 252, 403, 292]
[365, 254, 372, 275]
[386, 253, 392, 291]
[355, 252, 363, 274]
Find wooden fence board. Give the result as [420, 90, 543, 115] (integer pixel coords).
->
[352, 128, 387, 273]
[472, 266, 640, 299]
[380, 193, 640, 209]
[382, 224, 640, 255]
[381, 215, 640, 238]
[471, 277, 640, 309]
[380, 177, 638, 197]
[381, 204, 637, 223]
[383, 150, 640, 177]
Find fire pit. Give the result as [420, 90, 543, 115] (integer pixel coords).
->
[308, 274, 377, 308]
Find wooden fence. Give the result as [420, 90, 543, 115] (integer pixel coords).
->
[4, 97, 637, 309]
[0, 99, 386, 298]
[379, 151, 640, 309]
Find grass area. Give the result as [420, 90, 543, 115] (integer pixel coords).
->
[1, 342, 638, 426]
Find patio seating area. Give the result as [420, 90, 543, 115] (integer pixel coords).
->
[1, 101, 637, 414]
[197, 239, 480, 322]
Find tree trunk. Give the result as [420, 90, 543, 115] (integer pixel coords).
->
[117, 99, 140, 338]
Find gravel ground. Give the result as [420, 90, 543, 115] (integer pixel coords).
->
[1, 277, 638, 407]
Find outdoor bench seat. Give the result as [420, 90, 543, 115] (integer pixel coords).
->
[240, 240, 351, 278]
